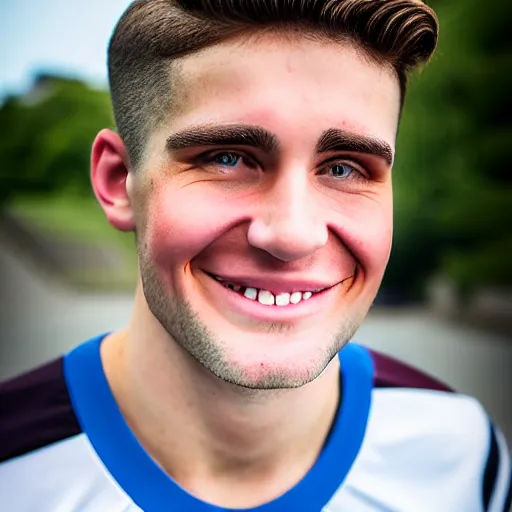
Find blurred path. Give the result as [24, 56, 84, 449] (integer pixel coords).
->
[1, 242, 511, 440]
[0, 242, 132, 378]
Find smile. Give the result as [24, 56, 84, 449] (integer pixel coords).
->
[207, 273, 329, 307]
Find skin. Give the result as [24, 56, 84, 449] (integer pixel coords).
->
[91, 32, 399, 508]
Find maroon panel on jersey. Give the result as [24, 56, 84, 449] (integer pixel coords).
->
[0, 358, 81, 463]
[369, 349, 452, 392]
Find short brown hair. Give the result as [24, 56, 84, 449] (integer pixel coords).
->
[108, 0, 439, 168]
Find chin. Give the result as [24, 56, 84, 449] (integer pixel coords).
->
[142, 265, 364, 389]
[212, 358, 329, 390]
[197, 328, 344, 390]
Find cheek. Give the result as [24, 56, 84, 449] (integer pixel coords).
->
[328, 193, 393, 277]
[142, 182, 248, 266]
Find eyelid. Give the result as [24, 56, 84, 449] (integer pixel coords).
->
[319, 156, 368, 176]
[201, 149, 250, 160]
[198, 149, 260, 169]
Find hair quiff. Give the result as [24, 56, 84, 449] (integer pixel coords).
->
[108, 0, 439, 168]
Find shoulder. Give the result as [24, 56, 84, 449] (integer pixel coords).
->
[355, 348, 511, 511]
[0, 352, 135, 511]
[0, 357, 81, 463]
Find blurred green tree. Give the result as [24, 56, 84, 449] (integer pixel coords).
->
[0, 74, 113, 204]
[384, 0, 512, 298]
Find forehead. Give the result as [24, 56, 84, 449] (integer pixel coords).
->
[168, 32, 401, 147]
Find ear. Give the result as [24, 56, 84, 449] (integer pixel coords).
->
[91, 129, 135, 232]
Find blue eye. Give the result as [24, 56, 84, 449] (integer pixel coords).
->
[213, 152, 241, 167]
[330, 163, 354, 179]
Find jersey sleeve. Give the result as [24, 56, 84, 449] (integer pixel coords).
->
[484, 422, 512, 512]
[369, 347, 511, 511]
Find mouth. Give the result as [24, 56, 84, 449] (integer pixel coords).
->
[205, 272, 331, 307]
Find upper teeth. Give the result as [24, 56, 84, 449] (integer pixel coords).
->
[213, 275, 319, 306]
[244, 287, 315, 306]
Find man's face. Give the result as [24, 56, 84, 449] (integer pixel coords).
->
[132, 33, 399, 389]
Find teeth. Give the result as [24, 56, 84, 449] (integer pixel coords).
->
[290, 292, 303, 304]
[275, 293, 291, 306]
[215, 274, 322, 307]
[258, 290, 275, 306]
[244, 287, 258, 300]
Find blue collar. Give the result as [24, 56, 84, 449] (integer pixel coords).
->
[64, 335, 373, 512]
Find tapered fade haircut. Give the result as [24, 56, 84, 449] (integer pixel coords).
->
[108, 0, 439, 168]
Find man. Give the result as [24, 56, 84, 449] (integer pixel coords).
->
[0, 0, 510, 510]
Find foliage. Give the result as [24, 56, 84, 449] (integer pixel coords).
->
[384, 0, 512, 296]
[0, 74, 113, 203]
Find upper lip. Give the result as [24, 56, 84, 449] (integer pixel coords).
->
[204, 271, 341, 295]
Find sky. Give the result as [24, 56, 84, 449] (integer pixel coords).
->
[0, 0, 133, 100]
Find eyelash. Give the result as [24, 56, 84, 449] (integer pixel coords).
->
[198, 150, 368, 181]
[317, 158, 367, 182]
[199, 151, 257, 171]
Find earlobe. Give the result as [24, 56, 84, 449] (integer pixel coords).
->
[91, 129, 135, 232]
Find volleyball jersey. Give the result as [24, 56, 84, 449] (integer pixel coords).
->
[1, 334, 511, 511]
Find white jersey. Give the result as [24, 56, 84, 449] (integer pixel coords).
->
[1, 334, 510, 511]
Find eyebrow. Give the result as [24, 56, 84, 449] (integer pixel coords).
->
[316, 128, 394, 166]
[166, 124, 279, 153]
[166, 123, 394, 165]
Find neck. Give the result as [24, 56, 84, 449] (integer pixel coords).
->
[102, 286, 341, 508]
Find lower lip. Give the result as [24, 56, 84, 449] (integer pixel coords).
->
[202, 273, 338, 322]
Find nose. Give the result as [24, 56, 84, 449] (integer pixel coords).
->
[247, 172, 328, 262]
